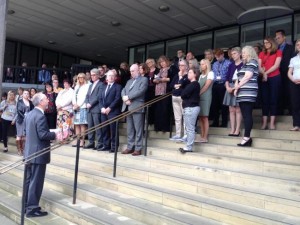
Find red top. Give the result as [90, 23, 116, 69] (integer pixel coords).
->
[259, 50, 282, 78]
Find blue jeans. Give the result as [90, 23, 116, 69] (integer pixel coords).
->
[183, 106, 200, 150]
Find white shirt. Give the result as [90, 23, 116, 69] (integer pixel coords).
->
[200, 71, 214, 80]
[289, 54, 300, 80]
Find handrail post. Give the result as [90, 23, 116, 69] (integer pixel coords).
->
[113, 120, 119, 177]
[72, 137, 81, 204]
[169, 112, 173, 139]
[144, 106, 149, 156]
[21, 162, 27, 225]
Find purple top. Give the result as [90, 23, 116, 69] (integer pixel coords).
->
[225, 61, 243, 83]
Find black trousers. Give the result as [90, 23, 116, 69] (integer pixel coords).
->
[261, 75, 281, 116]
[45, 113, 57, 129]
[1, 119, 14, 148]
[25, 163, 46, 212]
[101, 113, 119, 150]
[239, 102, 254, 137]
[211, 83, 228, 127]
[290, 82, 300, 127]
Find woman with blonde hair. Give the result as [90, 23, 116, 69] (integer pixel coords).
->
[234, 46, 259, 147]
[0, 91, 17, 152]
[258, 36, 282, 130]
[153, 55, 173, 132]
[72, 73, 89, 147]
[198, 59, 214, 143]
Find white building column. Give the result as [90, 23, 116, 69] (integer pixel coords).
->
[0, 0, 8, 97]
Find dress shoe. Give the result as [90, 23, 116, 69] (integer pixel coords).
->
[3, 148, 8, 153]
[109, 149, 116, 153]
[179, 148, 193, 153]
[132, 150, 141, 156]
[84, 143, 95, 149]
[72, 144, 78, 147]
[237, 138, 252, 147]
[26, 209, 48, 218]
[94, 144, 103, 150]
[98, 146, 110, 151]
[232, 132, 240, 137]
[122, 149, 134, 154]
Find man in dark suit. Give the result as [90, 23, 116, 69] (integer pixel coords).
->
[99, 70, 122, 152]
[84, 68, 104, 150]
[121, 64, 148, 156]
[275, 29, 295, 114]
[24, 92, 57, 217]
[16, 62, 30, 83]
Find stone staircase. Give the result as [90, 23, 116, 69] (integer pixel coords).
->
[0, 113, 300, 225]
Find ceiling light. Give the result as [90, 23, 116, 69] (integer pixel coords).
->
[75, 32, 84, 37]
[47, 40, 56, 44]
[96, 54, 102, 57]
[7, 9, 15, 15]
[111, 21, 121, 27]
[159, 5, 170, 12]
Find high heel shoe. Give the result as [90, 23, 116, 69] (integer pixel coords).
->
[237, 138, 252, 147]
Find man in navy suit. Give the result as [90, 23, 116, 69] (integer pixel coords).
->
[99, 70, 122, 152]
[24, 93, 57, 217]
[84, 68, 104, 150]
[275, 30, 295, 114]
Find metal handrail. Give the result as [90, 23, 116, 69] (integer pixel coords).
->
[0, 92, 172, 175]
[0, 91, 172, 225]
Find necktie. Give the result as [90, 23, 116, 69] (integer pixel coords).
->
[105, 84, 111, 96]
[129, 79, 136, 90]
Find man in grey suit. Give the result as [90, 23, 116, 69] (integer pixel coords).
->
[121, 64, 148, 156]
[24, 93, 57, 217]
[84, 68, 104, 150]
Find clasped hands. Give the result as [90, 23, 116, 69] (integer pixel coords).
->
[122, 95, 131, 105]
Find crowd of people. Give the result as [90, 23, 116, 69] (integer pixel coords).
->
[1, 29, 300, 154]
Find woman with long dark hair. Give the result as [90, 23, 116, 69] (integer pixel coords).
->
[44, 83, 57, 129]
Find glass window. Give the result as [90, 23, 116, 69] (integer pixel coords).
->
[166, 38, 186, 59]
[294, 14, 300, 40]
[20, 44, 38, 67]
[61, 54, 76, 69]
[146, 42, 164, 60]
[188, 32, 212, 58]
[214, 27, 239, 49]
[266, 15, 292, 42]
[241, 22, 264, 47]
[4, 41, 16, 65]
[42, 49, 59, 68]
[129, 46, 145, 65]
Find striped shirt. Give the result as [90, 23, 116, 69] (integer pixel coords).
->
[236, 59, 258, 103]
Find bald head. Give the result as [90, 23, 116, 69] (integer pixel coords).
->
[130, 64, 139, 79]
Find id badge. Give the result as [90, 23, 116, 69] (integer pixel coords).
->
[216, 75, 221, 80]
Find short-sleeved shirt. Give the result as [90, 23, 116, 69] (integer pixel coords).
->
[259, 50, 282, 78]
[288, 54, 300, 80]
[236, 59, 259, 103]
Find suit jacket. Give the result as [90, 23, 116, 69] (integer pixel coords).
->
[24, 108, 56, 164]
[16, 68, 30, 83]
[38, 69, 51, 84]
[121, 76, 148, 112]
[99, 83, 122, 115]
[85, 80, 104, 113]
[280, 43, 295, 76]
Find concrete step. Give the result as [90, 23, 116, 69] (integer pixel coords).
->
[0, 186, 76, 225]
[0, 214, 18, 225]
[0, 170, 147, 225]
[0, 160, 222, 225]
[119, 134, 300, 152]
[2, 155, 299, 225]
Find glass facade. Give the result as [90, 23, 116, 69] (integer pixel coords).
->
[20, 44, 39, 67]
[241, 22, 264, 47]
[4, 41, 16, 65]
[188, 32, 212, 57]
[129, 13, 298, 62]
[42, 49, 59, 68]
[166, 38, 186, 59]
